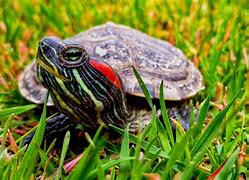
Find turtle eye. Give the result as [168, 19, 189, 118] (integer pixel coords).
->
[63, 48, 83, 61]
[60, 45, 89, 67]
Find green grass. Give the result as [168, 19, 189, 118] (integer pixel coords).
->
[0, 0, 248, 179]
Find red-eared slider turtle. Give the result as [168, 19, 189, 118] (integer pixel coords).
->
[19, 22, 204, 143]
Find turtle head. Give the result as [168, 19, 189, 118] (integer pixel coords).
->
[36, 36, 130, 129]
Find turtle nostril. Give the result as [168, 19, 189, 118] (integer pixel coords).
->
[39, 42, 49, 52]
[39, 41, 45, 47]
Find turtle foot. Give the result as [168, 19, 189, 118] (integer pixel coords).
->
[23, 113, 76, 146]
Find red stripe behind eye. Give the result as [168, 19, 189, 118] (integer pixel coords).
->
[89, 59, 122, 89]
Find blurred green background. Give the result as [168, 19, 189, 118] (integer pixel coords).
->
[0, 0, 248, 97]
[0, 0, 248, 102]
[0, 0, 248, 179]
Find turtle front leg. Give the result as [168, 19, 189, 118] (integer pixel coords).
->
[23, 113, 77, 145]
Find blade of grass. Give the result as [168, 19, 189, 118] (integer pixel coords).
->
[159, 81, 174, 146]
[17, 96, 47, 178]
[147, 107, 158, 143]
[208, 148, 240, 180]
[195, 95, 210, 135]
[55, 131, 70, 180]
[45, 138, 57, 155]
[226, 65, 237, 144]
[140, 118, 153, 141]
[110, 166, 115, 180]
[66, 137, 97, 179]
[13, 147, 29, 179]
[67, 125, 104, 179]
[207, 148, 219, 169]
[191, 89, 244, 156]
[165, 127, 194, 173]
[141, 148, 162, 173]
[225, 113, 245, 156]
[156, 116, 171, 152]
[110, 124, 169, 159]
[1, 113, 14, 146]
[0, 147, 7, 176]
[0, 104, 36, 121]
[117, 126, 130, 180]
[132, 65, 153, 108]
[131, 129, 144, 180]
[144, 136, 161, 158]
[96, 155, 105, 180]
[8, 129, 18, 154]
[182, 145, 212, 179]
[3, 157, 12, 179]
[87, 157, 135, 179]
[35, 144, 55, 175]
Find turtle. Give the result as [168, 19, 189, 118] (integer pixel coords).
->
[19, 22, 204, 143]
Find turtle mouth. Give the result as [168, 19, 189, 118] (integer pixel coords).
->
[36, 57, 71, 82]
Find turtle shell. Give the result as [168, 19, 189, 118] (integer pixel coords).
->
[19, 22, 203, 104]
[67, 22, 204, 100]
[19, 62, 54, 105]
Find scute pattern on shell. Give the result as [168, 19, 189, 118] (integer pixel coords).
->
[66, 22, 203, 100]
